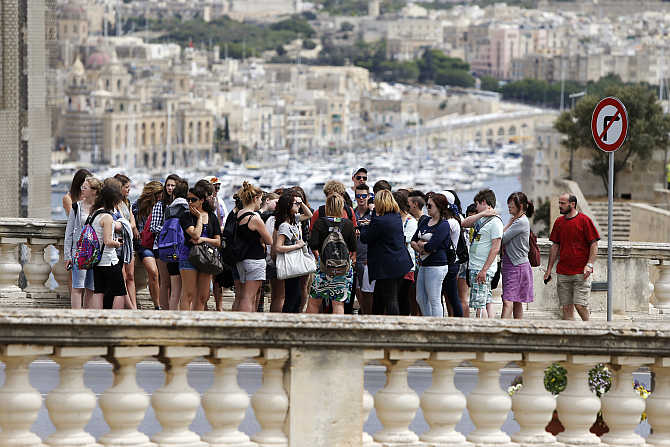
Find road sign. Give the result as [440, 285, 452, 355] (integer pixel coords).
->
[591, 97, 628, 152]
[591, 96, 628, 322]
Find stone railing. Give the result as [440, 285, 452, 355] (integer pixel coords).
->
[0, 310, 669, 446]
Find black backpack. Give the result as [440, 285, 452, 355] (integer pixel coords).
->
[220, 211, 254, 267]
[319, 218, 351, 277]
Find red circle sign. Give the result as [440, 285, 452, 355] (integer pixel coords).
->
[591, 97, 628, 152]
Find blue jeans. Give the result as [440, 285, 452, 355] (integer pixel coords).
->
[441, 264, 463, 317]
[416, 265, 449, 317]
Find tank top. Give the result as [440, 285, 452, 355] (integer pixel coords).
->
[237, 212, 265, 260]
[92, 211, 119, 267]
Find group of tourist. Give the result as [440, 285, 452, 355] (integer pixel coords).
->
[63, 166, 600, 320]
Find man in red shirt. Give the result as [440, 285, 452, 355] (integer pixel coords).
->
[544, 193, 600, 321]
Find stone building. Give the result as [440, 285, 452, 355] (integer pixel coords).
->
[0, 0, 52, 218]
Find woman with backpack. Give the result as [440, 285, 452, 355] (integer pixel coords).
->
[161, 180, 189, 310]
[114, 174, 138, 309]
[89, 180, 126, 310]
[63, 168, 92, 217]
[132, 181, 163, 310]
[179, 182, 221, 311]
[500, 192, 535, 319]
[64, 176, 101, 308]
[233, 182, 273, 312]
[150, 174, 180, 309]
[411, 193, 456, 317]
[307, 193, 357, 315]
[359, 190, 413, 315]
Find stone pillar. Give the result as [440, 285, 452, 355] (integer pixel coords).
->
[0, 344, 53, 447]
[45, 346, 107, 447]
[511, 353, 566, 446]
[363, 350, 384, 447]
[647, 357, 670, 447]
[251, 348, 289, 447]
[24, 238, 57, 298]
[655, 261, 670, 313]
[287, 347, 366, 446]
[466, 352, 522, 446]
[99, 346, 159, 447]
[151, 346, 208, 447]
[51, 240, 70, 298]
[556, 355, 610, 446]
[601, 356, 653, 447]
[0, 237, 27, 301]
[420, 352, 475, 447]
[373, 350, 429, 445]
[202, 347, 259, 447]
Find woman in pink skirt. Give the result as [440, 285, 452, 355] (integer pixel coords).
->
[501, 192, 535, 319]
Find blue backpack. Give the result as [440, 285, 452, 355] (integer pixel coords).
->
[157, 213, 185, 263]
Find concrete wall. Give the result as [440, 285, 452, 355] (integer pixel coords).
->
[629, 203, 670, 243]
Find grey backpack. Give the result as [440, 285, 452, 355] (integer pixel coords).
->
[319, 218, 350, 277]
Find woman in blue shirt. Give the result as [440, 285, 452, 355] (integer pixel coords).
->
[411, 193, 453, 317]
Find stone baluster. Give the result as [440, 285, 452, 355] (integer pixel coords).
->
[511, 353, 566, 446]
[373, 350, 429, 445]
[647, 357, 670, 447]
[24, 238, 57, 296]
[655, 261, 670, 313]
[251, 348, 290, 447]
[466, 352, 522, 446]
[151, 346, 209, 447]
[420, 352, 475, 447]
[0, 236, 27, 300]
[0, 344, 53, 447]
[601, 356, 653, 447]
[556, 355, 610, 446]
[51, 240, 70, 298]
[363, 350, 384, 447]
[98, 346, 159, 447]
[45, 346, 107, 447]
[202, 347, 260, 446]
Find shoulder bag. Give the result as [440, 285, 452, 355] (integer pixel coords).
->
[276, 223, 317, 280]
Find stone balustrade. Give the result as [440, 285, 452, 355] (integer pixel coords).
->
[0, 310, 669, 446]
[2, 218, 670, 318]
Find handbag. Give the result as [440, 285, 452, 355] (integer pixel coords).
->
[188, 242, 224, 275]
[276, 246, 317, 279]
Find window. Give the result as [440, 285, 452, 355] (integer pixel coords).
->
[141, 123, 146, 146]
[197, 121, 202, 144]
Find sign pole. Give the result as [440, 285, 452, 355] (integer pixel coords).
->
[607, 152, 614, 322]
[591, 96, 627, 323]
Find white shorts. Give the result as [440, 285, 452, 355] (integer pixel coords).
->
[236, 259, 266, 283]
[356, 264, 376, 293]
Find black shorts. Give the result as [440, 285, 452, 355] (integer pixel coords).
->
[93, 262, 127, 297]
[167, 262, 180, 276]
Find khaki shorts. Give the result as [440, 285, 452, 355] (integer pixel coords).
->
[557, 273, 592, 307]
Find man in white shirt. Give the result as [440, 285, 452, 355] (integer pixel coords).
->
[346, 167, 368, 204]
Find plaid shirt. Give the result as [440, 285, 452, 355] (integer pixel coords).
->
[149, 201, 165, 234]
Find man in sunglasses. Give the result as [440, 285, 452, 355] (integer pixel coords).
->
[347, 167, 368, 205]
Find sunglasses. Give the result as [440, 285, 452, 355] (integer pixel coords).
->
[187, 197, 199, 203]
[292, 201, 302, 206]
[355, 193, 373, 199]
[214, 185, 220, 190]
[426, 203, 433, 209]
[355, 175, 367, 181]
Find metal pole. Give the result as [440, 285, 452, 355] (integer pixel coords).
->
[607, 152, 614, 322]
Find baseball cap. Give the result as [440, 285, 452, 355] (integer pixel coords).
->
[202, 175, 221, 185]
[352, 167, 367, 176]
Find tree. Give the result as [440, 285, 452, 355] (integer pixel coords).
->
[480, 75, 499, 92]
[276, 45, 286, 56]
[554, 84, 670, 195]
[302, 39, 317, 50]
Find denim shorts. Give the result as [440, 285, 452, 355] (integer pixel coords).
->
[458, 262, 468, 280]
[136, 248, 155, 260]
[179, 258, 196, 271]
[71, 263, 94, 290]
